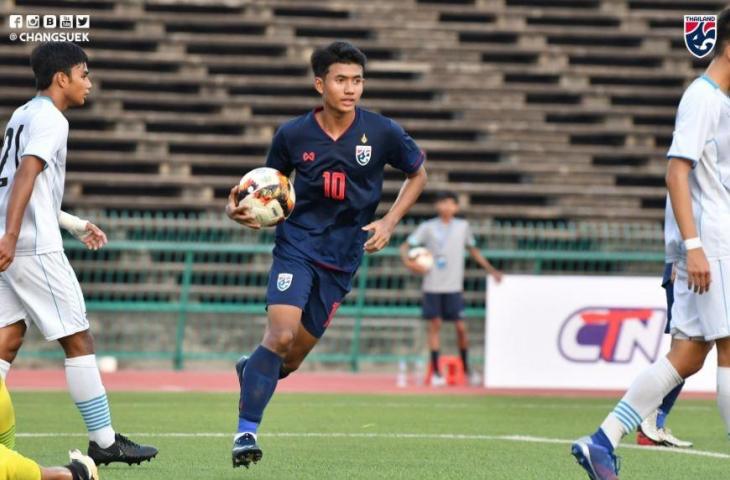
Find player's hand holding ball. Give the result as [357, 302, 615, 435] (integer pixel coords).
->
[226, 185, 262, 230]
[0, 233, 17, 272]
[363, 217, 396, 254]
[226, 168, 296, 230]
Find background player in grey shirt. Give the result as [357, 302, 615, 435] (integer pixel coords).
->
[401, 192, 502, 386]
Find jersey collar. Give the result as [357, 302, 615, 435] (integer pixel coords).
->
[311, 106, 359, 142]
[33, 95, 54, 104]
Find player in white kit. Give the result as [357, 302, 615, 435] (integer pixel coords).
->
[0, 42, 157, 466]
[571, 9, 730, 480]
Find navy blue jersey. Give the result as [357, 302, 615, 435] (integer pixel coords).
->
[266, 107, 425, 273]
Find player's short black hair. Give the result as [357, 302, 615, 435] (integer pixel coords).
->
[435, 191, 458, 203]
[310, 41, 367, 78]
[30, 41, 88, 90]
[716, 8, 730, 58]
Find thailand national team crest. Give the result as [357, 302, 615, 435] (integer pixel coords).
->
[684, 15, 717, 59]
[355, 145, 372, 166]
[277, 273, 293, 292]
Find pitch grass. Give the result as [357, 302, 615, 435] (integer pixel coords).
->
[10, 391, 730, 479]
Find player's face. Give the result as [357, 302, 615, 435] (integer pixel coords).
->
[315, 62, 364, 114]
[436, 198, 458, 218]
[64, 63, 91, 107]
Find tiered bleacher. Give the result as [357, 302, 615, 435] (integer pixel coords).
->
[1, 0, 723, 221]
[0, 0, 721, 367]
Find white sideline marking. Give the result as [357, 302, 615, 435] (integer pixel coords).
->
[15, 432, 730, 459]
[111, 400, 718, 413]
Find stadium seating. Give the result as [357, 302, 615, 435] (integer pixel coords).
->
[0, 0, 720, 367]
[1, 0, 724, 222]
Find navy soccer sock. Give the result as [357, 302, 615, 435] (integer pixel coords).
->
[237, 345, 283, 434]
[657, 381, 684, 429]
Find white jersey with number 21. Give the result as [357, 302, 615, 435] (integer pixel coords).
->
[0, 96, 68, 256]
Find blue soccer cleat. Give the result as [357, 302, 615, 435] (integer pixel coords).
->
[571, 436, 620, 480]
[232, 433, 262, 468]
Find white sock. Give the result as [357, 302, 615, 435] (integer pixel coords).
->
[0, 360, 10, 381]
[600, 357, 682, 448]
[717, 367, 730, 436]
[65, 355, 115, 448]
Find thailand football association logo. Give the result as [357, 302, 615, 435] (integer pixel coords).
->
[684, 15, 717, 59]
[558, 307, 665, 364]
[277, 273, 293, 292]
[355, 145, 372, 166]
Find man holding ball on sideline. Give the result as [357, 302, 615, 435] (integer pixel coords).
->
[401, 191, 502, 387]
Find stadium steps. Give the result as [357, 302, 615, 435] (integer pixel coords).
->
[0, 0, 720, 221]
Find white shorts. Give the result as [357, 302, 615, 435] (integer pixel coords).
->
[0, 252, 88, 341]
[671, 258, 730, 341]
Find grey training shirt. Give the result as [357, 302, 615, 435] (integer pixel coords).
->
[407, 217, 476, 293]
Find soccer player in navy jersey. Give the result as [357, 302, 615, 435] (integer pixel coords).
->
[225, 41, 427, 468]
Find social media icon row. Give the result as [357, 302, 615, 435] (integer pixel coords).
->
[9, 15, 90, 29]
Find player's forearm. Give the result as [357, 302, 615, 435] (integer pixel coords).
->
[3, 161, 41, 238]
[58, 210, 88, 236]
[399, 242, 411, 262]
[383, 166, 427, 226]
[666, 159, 699, 241]
[470, 247, 495, 273]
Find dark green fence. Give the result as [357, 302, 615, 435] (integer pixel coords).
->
[17, 212, 665, 370]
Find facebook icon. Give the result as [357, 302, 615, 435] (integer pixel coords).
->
[9, 15, 22, 29]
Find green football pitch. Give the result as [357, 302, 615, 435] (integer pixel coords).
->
[11, 391, 730, 479]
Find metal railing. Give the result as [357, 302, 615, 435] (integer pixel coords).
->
[17, 239, 663, 370]
[16, 212, 666, 370]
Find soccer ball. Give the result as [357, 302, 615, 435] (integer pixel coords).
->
[408, 247, 434, 271]
[237, 167, 296, 227]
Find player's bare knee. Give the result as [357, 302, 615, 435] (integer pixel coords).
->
[717, 338, 730, 367]
[263, 329, 296, 356]
[671, 355, 704, 378]
[58, 330, 95, 358]
[0, 323, 26, 362]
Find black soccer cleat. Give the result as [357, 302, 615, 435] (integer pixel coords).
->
[232, 433, 262, 469]
[88, 433, 158, 466]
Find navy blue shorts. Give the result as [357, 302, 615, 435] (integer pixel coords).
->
[266, 251, 353, 338]
[422, 292, 464, 321]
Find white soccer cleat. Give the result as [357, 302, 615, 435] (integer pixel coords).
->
[660, 428, 693, 448]
[69, 449, 99, 480]
[430, 373, 446, 387]
[637, 410, 693, 448]
[638, 410, 663, 444]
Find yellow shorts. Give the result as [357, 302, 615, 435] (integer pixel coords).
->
[0, 445, 41, 480]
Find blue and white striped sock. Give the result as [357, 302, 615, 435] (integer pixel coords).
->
[65, 355, 115, 448]
[599, 357, 682, 449]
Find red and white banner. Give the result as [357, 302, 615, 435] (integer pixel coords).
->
[485, 275, 716, 393]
